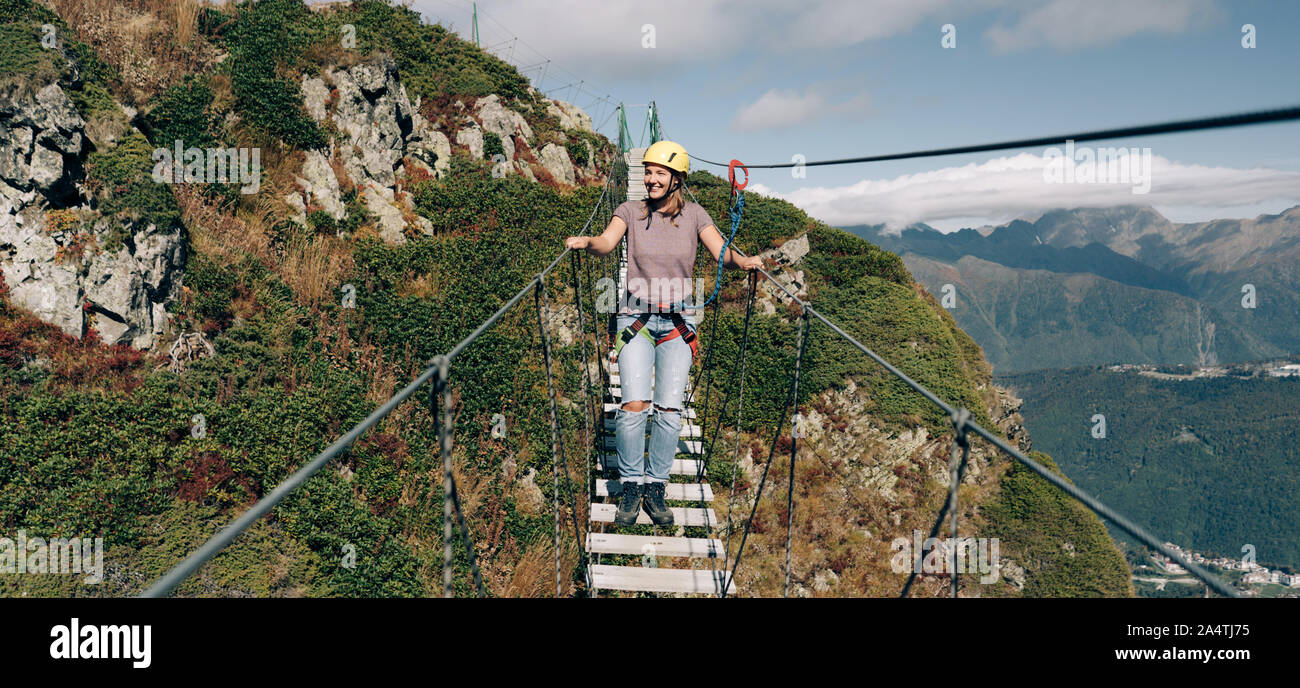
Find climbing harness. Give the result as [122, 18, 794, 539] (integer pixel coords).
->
[609, 309, 699, 363]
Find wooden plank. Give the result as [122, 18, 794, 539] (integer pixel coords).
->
[586, 533, 723, 558]
[597, 457, 705, 476]
[589, 564, 735, 595]
[596, 479, 712, 501]
[590, 503, 717, 527]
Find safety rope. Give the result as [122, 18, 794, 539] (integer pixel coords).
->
[783, 310, 810, 597]
[692, 104, 1300, 170]
[658, 162, 748, 314]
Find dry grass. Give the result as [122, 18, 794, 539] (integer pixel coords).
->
[496, 534, 580, 598]
[45, 0, 214, 102]
[280, 235, 354, 310]
[397, 272, 438, 300]
[175, 185, 270, 265]
[174, 0, 197, 46]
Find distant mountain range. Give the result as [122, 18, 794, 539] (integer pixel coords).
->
[846, 206, 1300, 373]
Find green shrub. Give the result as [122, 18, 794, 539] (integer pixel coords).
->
[67, 81, 117, 117]
[224, 0, 327, 150]
[566, 139, 588, 167]
[980, 451, 1133, 597]
[482, 131, 504, 159]
[0, 0, 59, 25]
[86, 132, 182, 233]
[145, 75, 220, 150]
[307, 209, 337, 234]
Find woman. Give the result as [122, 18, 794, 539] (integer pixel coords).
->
[564, 140, 763, 527]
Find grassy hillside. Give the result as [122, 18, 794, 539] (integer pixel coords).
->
[1, 0, 1130, 597]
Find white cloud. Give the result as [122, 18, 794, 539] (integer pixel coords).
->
[984, 0, 1220, 52]
[730, 85, 869, 132]
[407, 0, 1221, 83]
[409, 0, 746, 83]
[749, 152, 1300, 230]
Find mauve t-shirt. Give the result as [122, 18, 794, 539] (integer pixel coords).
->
[614, 200, 715, 316]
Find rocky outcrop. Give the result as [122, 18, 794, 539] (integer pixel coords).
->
[452, 92, 593, 186]
[545, 98, 593, 133]
[285, 150, 345, 222]
[455, 124, 484, 160]
[755, 233, 810, 315]
[0, 81, 183, 349]
[474, 93, 533, 143]
[536, 143, 575, 186]
[294, 55, 601, 241]
[295, 56, 442, 239]
[0, 83, 85, 207]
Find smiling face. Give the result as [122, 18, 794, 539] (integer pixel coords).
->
[644, 163, 674, 201]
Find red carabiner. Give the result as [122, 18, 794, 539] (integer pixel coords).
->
[728, 159, 748, 193]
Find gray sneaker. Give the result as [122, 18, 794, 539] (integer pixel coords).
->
[642, 481, 674, 526]
[615, 481, 643, 526]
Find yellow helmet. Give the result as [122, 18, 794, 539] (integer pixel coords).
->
[643, 140, 689, 174]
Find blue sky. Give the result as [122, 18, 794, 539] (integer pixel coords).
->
[403, 0, 1299, 230]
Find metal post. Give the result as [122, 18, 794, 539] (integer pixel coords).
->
[948, 408, 970, 599]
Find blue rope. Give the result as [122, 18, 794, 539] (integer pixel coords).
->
[663, 189, 743, 312]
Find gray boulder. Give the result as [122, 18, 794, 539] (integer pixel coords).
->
[0, 83, 85, 203]
[537, 143, 575, 186]
[456, 125, 484, 160]
[545, 98, 594, 133]
[475, 94, 533, 143]
[285, 149, 345, 226]
[307, 57, 412, 190]
[407, 128, 451, 178]
[361, 186, 407, 245]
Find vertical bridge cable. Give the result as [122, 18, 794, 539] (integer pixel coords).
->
[432, 356, 485, 597]
[719, 272, 758, 586]
[571, 252, 594, 543]
[690, 297, 723, 488]
[436, 356, 453, 597]
[948, 408, 970, 599]
[784, 310, 811, 598]
[535, 277, 591, 596]
[721, 305, 810, 598]
[585, 241, 609, 579]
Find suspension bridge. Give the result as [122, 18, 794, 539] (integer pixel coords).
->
[141, 101, 1300, 598]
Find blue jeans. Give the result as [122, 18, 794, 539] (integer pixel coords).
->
[613, 313, 696, 484]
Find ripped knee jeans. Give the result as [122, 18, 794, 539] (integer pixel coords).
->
[613, 313, 696, 484]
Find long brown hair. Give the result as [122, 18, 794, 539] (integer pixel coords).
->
[640, 168, 686, 226]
